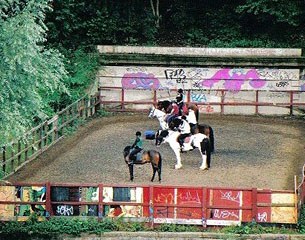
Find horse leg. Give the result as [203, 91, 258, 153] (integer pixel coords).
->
[206, 140, 212, 169]
[151, 166, 157, 182]
[173, 148, 183, 169]
[128, 164, 134, 181]
[157, 154, 162, 182]
[199, 138, 209, 170]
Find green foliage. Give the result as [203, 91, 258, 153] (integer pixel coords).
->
[47, 47, 100, 112]
[96, 109, 112, 117]
[44, 1, 305, 49]
[0, 216, 148, 239]
[0, 0, 68, 146]
[221, 222, 296, 235]
[236, 0, 302, 27]
[298, 205, 305, 233]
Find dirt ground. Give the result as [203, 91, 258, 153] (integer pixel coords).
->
[6, 113, 305, 190]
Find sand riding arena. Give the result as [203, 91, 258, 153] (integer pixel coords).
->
[6, 113, 305, 191]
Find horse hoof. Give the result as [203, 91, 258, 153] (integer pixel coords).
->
[175, 164, 182, 169]
[200, 167, 209, 171]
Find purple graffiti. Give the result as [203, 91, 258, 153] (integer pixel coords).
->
[121, 72, 160, 90]
[200, 69, 266, 91]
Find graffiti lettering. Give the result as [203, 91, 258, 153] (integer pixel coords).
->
[275, 81, 289, 88]
[258, 69, 297, 82]
[178, 208, 201, 218]
[156, 207, 194, 218]
[154, 193, 174, 204]
[56, 205, 74, 216]
[213, 209, 239, 219]
[191, 93, 207, 103]
[198, 105, 214, 113]
[220, 191, 241, 203]
[164, 69, 187, 83]
[257, 212, 267, 222]
[121, 72, 160, 89]
[178, 191, 201, 205]
[188, 68, 208, 79]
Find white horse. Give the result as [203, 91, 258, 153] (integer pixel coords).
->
[155, 129, 211, 170]
[148, 105, 168, 130]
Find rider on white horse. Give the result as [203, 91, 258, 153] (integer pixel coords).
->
[176, 117, 191, 152]
[186, 108, 197, 134]
[155, 129, 210, 170]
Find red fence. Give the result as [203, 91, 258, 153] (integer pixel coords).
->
[0, 182, 297, 226]
[99, 87, 305, 115]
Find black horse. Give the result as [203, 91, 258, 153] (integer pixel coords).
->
[123, 146, 162, 182]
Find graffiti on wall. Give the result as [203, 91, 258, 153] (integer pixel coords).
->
[101, 66, 300, 92]
[102, 187, 143, 218]
[121, 72, 160, 89]
[199, 69, 266, 91]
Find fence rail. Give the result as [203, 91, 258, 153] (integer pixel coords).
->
[99, 86, 305, 115]
[0, 95, 100, 178]
[0, 182, 298, 226]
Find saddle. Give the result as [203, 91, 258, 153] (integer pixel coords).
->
[181, 136, 195, 152]
[129, 150, 143, 162]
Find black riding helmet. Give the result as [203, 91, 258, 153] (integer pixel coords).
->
[136, 131, 141, 136]
[177, 88, 184, 94]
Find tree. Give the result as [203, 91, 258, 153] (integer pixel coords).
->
[0, 0, 68, 146]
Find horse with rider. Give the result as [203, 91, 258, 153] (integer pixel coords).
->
[153, 89, 214, 152]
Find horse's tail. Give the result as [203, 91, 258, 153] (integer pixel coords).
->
[208, 126, 215, 153]
[195, 104, 199, 122]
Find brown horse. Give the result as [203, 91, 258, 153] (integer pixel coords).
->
[123, 146, 162, 182]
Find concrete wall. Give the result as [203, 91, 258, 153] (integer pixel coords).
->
[98, 66, 305, 115]
[97, 45, 302, 58]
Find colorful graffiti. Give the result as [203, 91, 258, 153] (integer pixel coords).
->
[0, 184, 297, 224]
[200, 69, 267, 91]
[121, 72, 160, 89]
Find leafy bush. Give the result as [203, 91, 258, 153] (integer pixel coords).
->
[0, 216, 148, 239]
[221, 222, 296, 235]
[298, 205, 305, 233]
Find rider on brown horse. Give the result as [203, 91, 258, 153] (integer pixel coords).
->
[129, 131, 143, 162]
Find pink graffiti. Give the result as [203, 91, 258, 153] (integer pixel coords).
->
[200, 69, 266, 91]
[121, 72, 160, 89]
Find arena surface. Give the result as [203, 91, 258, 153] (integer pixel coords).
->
[6, 113, 305, 190]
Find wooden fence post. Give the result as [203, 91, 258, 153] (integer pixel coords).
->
[17, 141, 21, 166]
[202, 187, 208, 228]
[10, 144, 15, 174]
[221, 90, 225, 114]
[290, 91, 294, 116]
[252, 188, 258, 222]
[149, 186, 154, 229]
[98, 184, 104, 221]
[255, 91, 259, 115]
[2, 146, 6, 174]
[45, 182, 52, 218]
